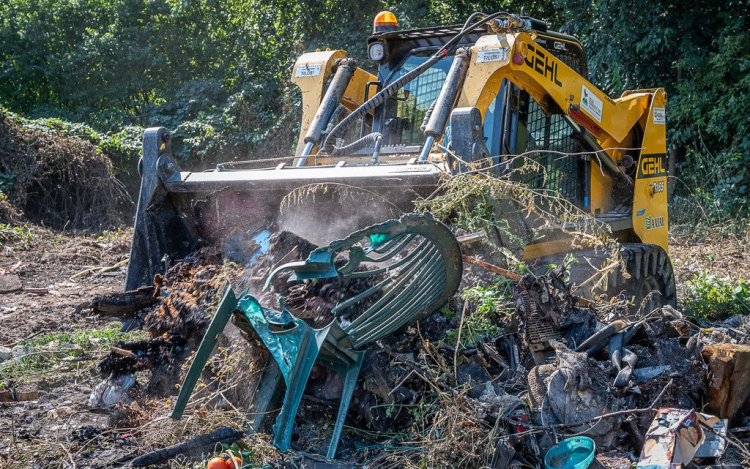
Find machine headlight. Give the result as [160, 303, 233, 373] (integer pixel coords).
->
[368, 41, 388, 62]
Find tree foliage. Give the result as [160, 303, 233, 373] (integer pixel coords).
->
[556, 0, 750, 219]
[0, 0, 748, 216]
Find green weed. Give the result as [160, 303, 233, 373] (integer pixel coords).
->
[0, 325, 148, 387]
[683, 272, 750, 319]
[0, 222, 33, 247]
[445, 285, 514, 350]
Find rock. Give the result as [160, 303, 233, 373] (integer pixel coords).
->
[11, 345, 32, 358]
[0, 346, 11, 362]
[55, 343, 84, 357]
[701, 344, 750, 422]
[0, 274, 22, 294]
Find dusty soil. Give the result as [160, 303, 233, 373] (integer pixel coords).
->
[0, 228, 136, 468]
[670, 231, 750, 282]
[0, 228, 131, 344]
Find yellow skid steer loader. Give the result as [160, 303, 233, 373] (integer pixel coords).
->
[126, 11, 675, 310]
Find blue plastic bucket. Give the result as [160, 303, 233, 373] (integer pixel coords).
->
[544, 436, 596, 469]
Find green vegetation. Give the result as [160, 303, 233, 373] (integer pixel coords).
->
[3, 108, 143, 176]
[0, 325, 148, 387]
[683, 273, 750, 319]
[0, 0, 747, 221]
[0, 222, 33, 247]
[445, 283, 515, 350]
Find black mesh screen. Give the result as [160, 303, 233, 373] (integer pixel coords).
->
[549, 49, 588, 79]
[536, 34, 589, 79]
[519, 98, 581, 204]
[395, 66, 448, 145]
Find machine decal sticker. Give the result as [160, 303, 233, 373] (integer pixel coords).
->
[581, 85, 603, 122]
[636, 208, 646, 216]
[653, 107, 666, 125]
[295, 63, 322, 78]
[645, 215, 665, 230]
[651, 181, 665, 194]
[637, 154, 667, 179]
[477, 48, 508, 63]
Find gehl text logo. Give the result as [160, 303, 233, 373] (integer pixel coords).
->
[637, 154, 666, 179]
[524, 44, 562, 87]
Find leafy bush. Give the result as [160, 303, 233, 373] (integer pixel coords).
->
[2, 106, 142, 173]
[445, 284, 514, 349]
[683, 272, 750, 319]
[0, 111, 130, 229]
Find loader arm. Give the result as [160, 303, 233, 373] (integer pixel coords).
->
[461, 32, 656, 168]
[453, 31, 668, 251]
[291, 50, 377, 161]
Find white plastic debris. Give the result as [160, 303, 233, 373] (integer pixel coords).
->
[89, 373, 136, 407]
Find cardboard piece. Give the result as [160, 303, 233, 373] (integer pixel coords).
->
[694, 417, 728, 459]
[701, 344, 750, 422]
[636, 408, 711, 469]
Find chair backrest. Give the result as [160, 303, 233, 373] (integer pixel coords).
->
[264, 213, 462, 348]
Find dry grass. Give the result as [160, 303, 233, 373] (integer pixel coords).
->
[0, 113, 130, 230]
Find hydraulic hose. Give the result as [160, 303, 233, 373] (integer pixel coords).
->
[333, 132, 383, 157]
[420, 100, 438, 133]
[321, 11, 514, 156]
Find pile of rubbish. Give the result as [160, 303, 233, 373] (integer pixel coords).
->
[86, 220, 750, 469]
[85, 248, 231, 406]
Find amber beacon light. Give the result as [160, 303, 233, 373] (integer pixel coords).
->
[373, 11, 398, 33]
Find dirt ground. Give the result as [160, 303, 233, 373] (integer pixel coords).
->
[0, 229, 131, 343]
[670, 229, 750, 291]
[0, 225, 748, 468]
[0, 228, 137, 468]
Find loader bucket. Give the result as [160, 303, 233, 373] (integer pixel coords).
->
[125, 127, 447, 290]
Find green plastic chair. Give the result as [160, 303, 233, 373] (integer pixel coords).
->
[171, 214, 462, 458]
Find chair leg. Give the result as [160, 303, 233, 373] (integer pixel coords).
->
[272, 326, 326, 451]
[171, 287, 237, 419]
[327, 351, 365, 459]
[236, 294, 333, 452]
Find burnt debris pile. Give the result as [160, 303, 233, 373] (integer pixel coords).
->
[87, 248, 227, 405]
[85, 230, 750, 469]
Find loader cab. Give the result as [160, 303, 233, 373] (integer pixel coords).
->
[367, 20, 594, 210]
[365, 25, 485, 153]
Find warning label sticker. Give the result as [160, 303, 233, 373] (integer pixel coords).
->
[653, 107, 665, 125]
[476, 48, 508, 63]
[580, 85, 603, 123]
[295, 63, 322, 78]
